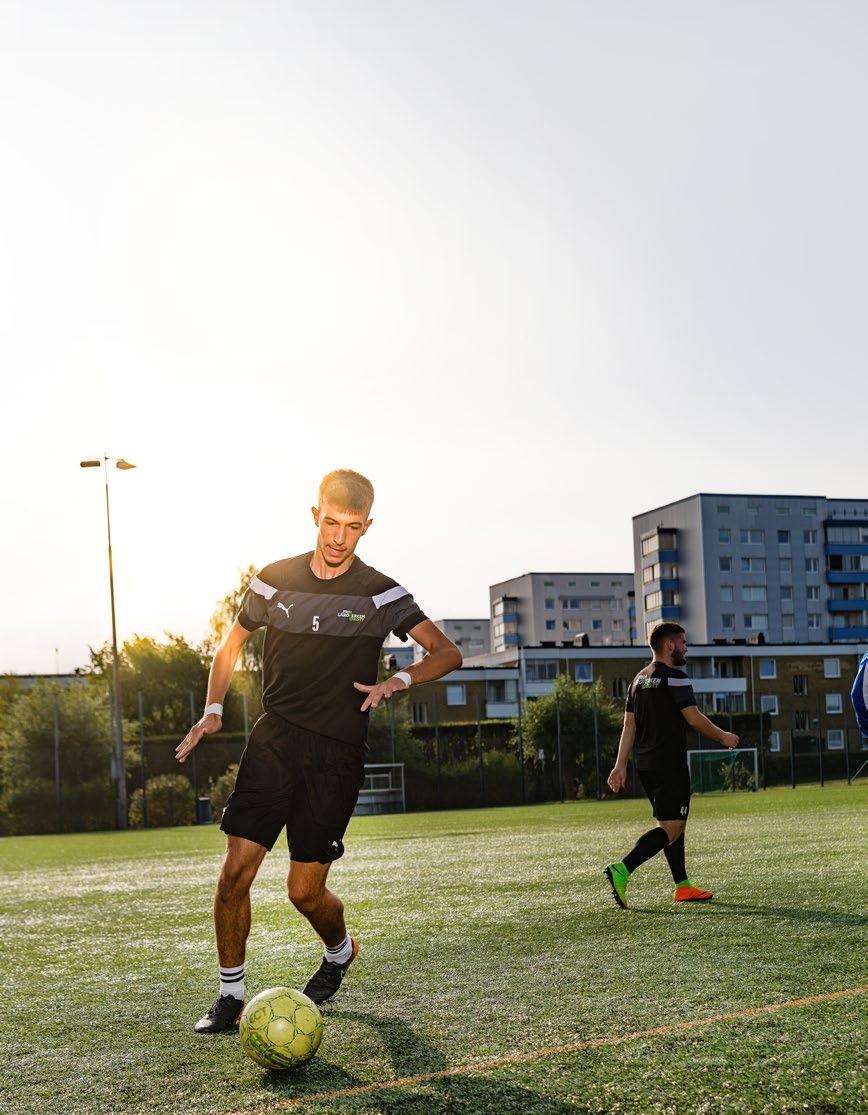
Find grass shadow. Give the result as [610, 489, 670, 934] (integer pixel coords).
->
[255, 1006, 582, 1112]
[708, 901, 867, 928]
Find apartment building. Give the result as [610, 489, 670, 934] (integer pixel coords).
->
[404, 643, 868, 755]
[633, 493, 868, 645]
[489, 572, 637, 654]
[411, 618, 490, 663]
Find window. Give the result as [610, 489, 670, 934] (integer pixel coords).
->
[768, 731, 781, 752]
[741, 557, 766, 573]
[717, 503, 730, 513]
[411, 702, 428, 725]
[760, 695, 779, 716]
[575, 663, 593, 682]
[793, 674, 808, 695]
[591, 600, 602, 610]
[794, 710, 809, 731]
[778, 529, 790, 544]
[807, 614, 821, 629]
[645, 591, 662, 610]
[544, 598, 555, 609]
[744, 613, 768, 630]
[720, 585, 733, 602]
[742, 586, 767, 601]
[543, 580, 554, 586]
[611, 580, 622, 587]
[777, 507, 790, 516]
[612, 677, 629, 699]
[641, 536, 658, 558]
[719, 556, 732, 572]
[722, 613, 735, 629]
[719, 528, 731, 543]
[803, 529, 817, 544]
[747, 501, 761, 514]
[806, 585, 820, 601]
[592, 619, 603, 630]
[758, 658, 776, 679]
[568, 580, 576, 587]
[446, 684, 466, 706]
[526, 659, 558, 682]
[780, 559, 792, 576]
[824, 658, 841, 679]
[740, 528, 764, 544]
[802, 506, 817, 516]
[805, 558, 819, 574]
[827, 729, 845, 750]
[545, 620, 555, 631]
[825, 693, 842, 714]
[781, 585, 793, 601]
[590, 580, 600, 587]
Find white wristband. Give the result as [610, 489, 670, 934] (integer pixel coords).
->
[393, 671, 412, 689]
[204, 702, 223, 718]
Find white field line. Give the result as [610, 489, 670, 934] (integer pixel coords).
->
[225, 984, 868, 1114]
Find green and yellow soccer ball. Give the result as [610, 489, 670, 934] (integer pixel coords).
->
[239, 987, 324, 1069]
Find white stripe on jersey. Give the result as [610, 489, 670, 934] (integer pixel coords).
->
[667, 677, 693, 687]
[372, 585, 409, 608]
[250, 576, 278, 600]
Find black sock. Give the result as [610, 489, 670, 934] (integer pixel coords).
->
[622, 828, 669, 874]
[664, 834, 687, 884]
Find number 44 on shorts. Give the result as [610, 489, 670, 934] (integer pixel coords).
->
[680, 805, 688, 816]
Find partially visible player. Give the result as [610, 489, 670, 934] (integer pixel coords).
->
[603, 622, 738, 908]
[176, 470, 462, 1032]
[851, 653, 868, 736]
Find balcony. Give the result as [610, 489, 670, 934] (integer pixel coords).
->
[659, 578, 680, 592]
[659, 606, 681, 620]
[825, 543, 868, 556]
[502, 633, 521, 646]
[829, 626, 868, 641]
[657, 548, 678, 564]
[827, 599, 868, 613]
[500, 612, 519, 625]
[827, 571, 868, 584]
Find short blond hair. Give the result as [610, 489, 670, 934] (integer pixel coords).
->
[318, 470, 374, 515]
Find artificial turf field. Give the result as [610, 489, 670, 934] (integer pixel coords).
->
[1, 784, 866, 1115]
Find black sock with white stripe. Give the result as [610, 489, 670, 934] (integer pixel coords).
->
[219, 963, 245, 999]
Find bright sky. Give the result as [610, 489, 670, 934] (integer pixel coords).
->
[2, 1, 866, 673]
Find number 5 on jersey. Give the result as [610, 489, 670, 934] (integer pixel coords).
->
[312, 615, 319, 631]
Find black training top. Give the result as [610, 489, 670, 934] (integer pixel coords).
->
[625, 661, 697, 772]
[237, 552, 428, 749]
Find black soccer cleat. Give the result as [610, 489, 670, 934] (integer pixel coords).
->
[302, 937, 359, 1004]
[193, 994, 244, 1033]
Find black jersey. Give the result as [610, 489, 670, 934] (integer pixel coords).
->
[625, 661, 697, 772]
[237, 552, 428, 749]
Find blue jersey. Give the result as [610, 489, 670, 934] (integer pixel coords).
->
[852, 654, 868, 737]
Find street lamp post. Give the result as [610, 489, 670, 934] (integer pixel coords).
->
[80, 453, 136, 830]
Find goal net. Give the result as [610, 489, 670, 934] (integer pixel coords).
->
[687, 748, 759, 793]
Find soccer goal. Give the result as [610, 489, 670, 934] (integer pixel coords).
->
[687, 748, 759, 793]
[354, 763, 406, 815]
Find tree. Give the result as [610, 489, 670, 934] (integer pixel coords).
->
[88, 634, 211, 734]
[520, 675, 622, 798]
[0, 682, 114, 834]
[128, 773, 194, 827]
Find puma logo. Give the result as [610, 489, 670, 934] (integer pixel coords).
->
[276, 602, 294, 619]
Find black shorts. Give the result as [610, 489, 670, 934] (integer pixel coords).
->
[638, 764, 691, 822]
[220, 712, 365, 862]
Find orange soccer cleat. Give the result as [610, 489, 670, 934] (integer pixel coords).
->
[674, 883, 713, 902]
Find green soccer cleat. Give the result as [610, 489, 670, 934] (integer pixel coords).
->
[604, 862, 630, 909]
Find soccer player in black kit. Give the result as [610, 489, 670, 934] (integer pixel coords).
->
[604, 622, 738, 909]
[176, 470, 461, 1032]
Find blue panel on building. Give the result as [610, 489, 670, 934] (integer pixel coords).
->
[827, 600, 868, 613]
[657, 549, 678, 563]
[660, 606, 681, 619]
[659, 578, 680, 591]
[826, 572, 868, 584]
[824, 543, 868, 556]
[829, 626, 868, 640]
[503, 633, 521, 645]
